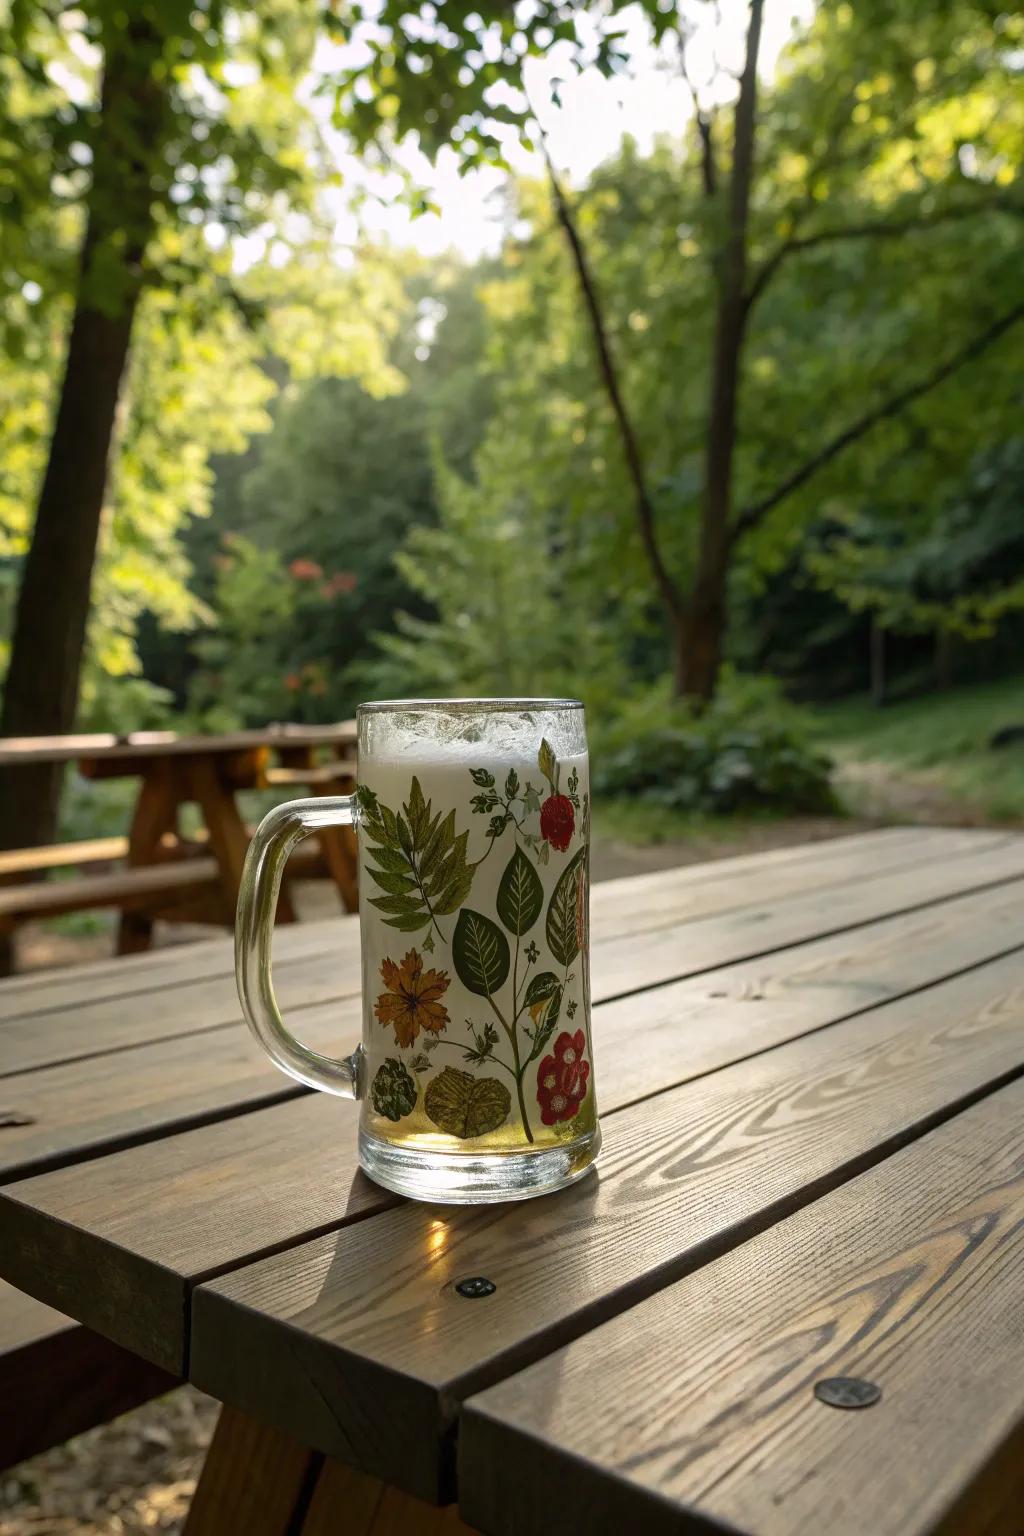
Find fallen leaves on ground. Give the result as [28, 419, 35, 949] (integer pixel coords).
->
[0, 1387, 218, 1536]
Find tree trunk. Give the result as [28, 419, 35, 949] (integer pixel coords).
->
[0, 17, 163, 855]
[934, 628, 954, 691]
[870, 615, 886, 706]
[677, 0, 765, 703]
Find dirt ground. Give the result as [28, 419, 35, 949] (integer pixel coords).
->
[0, 800, 969, 1534]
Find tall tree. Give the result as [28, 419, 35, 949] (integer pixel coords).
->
[0, 0, 329, 849]
[334, 0, 1024, 700]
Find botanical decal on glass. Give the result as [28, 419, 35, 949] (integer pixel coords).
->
[371, 1058, 418, 1122]
[536, 1030, 590, 1125]
[356, 777, 474, 949]
[374, 948, 451, 1047]
[362, 738, 594, 1144]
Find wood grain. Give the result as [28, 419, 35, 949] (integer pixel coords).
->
[0, 910, 347, 1030]
[182, 1404, 323, 1536]
[0, 1002, 351, 1180]
[0, 1280, 175, 1471]
[0, 1093, 394, 1373]
[0, 930, 361, 1078]
[3, 879, 1021, 1183]
[303, 1458, 480, 1536]
[459, 1076, 1024, 1536]
[589, 833, 1024, 1003]
[3, 877, 1023, 1369]
[188, 951, 1024, 1501]
[595, 826, 1012, 942]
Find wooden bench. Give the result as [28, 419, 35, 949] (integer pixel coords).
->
[0, 842, 328, 944]
[0, 836, 130, 879]
[0, 1280, 175, 1472]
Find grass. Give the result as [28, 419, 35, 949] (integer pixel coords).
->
[815, 674, 1024, 822]
[593, 798, 823, 846]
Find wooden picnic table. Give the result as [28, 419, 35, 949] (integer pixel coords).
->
[0, 825, 1022, 1534]
[0, 722, 359, 954]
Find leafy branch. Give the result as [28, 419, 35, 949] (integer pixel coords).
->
[745, 197, 1024, 315]
[469, 765, 547, 864]
[731, 301, 1024, 544]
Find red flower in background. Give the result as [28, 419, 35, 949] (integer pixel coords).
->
[540, 793, 574, 851]
[536, 1030, 589, 1124]
[289, 557, 323, 581]
[284, 673, 302, 692]
[322, 570, 358, 599]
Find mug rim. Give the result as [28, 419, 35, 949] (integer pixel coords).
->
[357, 697, 584, 715]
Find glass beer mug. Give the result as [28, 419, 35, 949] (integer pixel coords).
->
[236, 699, 601, 1203]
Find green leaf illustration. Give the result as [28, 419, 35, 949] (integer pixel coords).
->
[470, 768, 496, 788]
[365, 867, 418, 896]
[546, 846, 587, 967]
[424, 1067, 511, 1138]
[359, 782, 476, 934]
[496, 845, 543, 935]
[452, 908, 510, 996]
[504, 767, 520, 799]
[371, 1058, 417, 1123]
[406, 776, 430, 845]
[538, 736, 557, 790]
[524, 970, 560, 1007]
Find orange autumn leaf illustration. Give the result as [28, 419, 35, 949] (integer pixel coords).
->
[374, 949, 451, 1048]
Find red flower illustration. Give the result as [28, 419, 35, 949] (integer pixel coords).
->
[540, 793, 575, 852]
[536, 1029, 589, 1125]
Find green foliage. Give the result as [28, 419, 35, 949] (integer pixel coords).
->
[185, 534, 300, 729]
[0, 0, 404, 707]
[593, 676, 837, 816]
[808, 440, 1024, 642]
[358, 424, 633, 710]
[818, 675, 1024, 822]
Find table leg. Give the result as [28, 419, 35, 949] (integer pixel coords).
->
[184, 1407, 479, 1536]
[277, 744, 359, 914]
[310, 777, 359, 914]
[117, 763, 184, 956]
[185, 757, 296, 923]
[182, 1404, 322, 1536]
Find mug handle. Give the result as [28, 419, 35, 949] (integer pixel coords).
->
[235, 797, 363, 1098]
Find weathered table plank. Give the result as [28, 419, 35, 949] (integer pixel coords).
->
[0, 926, 359, 1078]
[0, 828, 1005, 1062]
[589, 834, 1024, 1003]
[186, 952, 1024, 1500]
[2, 879, 1021, 1183]
[459, 1076, 1024, 1536]
[0, 904, 346, 1028]
[0, 1093, 395, 1373]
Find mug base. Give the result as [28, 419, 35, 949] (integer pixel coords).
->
[358, 1122, 602, 1204]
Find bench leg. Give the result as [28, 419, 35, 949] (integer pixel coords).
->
[117, 764, 184, 956]
[183, 1406, 478, 1536]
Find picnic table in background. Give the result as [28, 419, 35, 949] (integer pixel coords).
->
[1, 826, 1023, 1533]
[0, 722, 358, 960]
